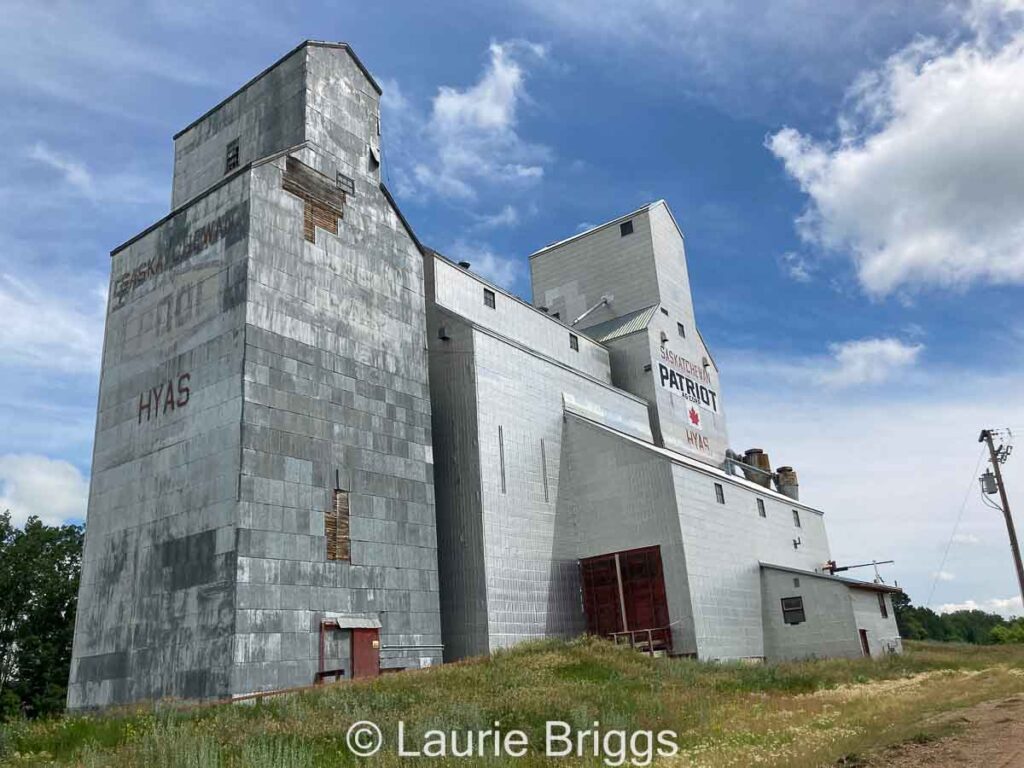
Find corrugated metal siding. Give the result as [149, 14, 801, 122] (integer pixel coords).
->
[582, 304, 659, 343]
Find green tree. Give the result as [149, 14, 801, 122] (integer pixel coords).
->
[0, 511, 83, 719]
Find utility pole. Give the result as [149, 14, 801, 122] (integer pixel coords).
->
[979, 429, 1024, 608]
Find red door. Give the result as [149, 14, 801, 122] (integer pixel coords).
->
[351, 628, 380, 679]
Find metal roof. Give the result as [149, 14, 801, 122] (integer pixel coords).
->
[582, 304, 659, 343]
[759, 563, 902, 594]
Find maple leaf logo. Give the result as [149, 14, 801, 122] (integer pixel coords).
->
[688, 407, 700, 426]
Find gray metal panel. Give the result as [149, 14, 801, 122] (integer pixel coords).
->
[69, 172, 252, 709]
[583, 304, 658, 344]
[760, 566, 862, 661]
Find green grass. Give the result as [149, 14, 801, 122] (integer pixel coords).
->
[3, 639, 1024, 767]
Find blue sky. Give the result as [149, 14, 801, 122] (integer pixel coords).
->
[2, 0, 1024, 615]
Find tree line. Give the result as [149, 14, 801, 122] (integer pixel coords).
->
[0, 512, 82, 720]
[892, 590, 1024, 644]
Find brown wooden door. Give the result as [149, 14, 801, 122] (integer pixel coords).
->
[351, 628, 380, 679]
[859, 629, 870, 658]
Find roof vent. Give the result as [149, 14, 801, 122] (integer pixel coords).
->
[458, 261, 471, 269]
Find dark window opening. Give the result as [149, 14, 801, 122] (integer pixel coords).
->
[569, 333, 579, 351]
[781, 596, 805, 625]
[326, 488, 350, 561]
[792, 509, 801, 528]
[714, 483, 725, 504]
[660, 307, 669, 316]
[757, 498, 766, 518]
[677, 322, 686, 338]
[484, 288, 496, 309]
[878, 592, 889, 618]
[620, 220, 634, 237]
[225, 139, 240, 173]
[551, 311, 560, 319]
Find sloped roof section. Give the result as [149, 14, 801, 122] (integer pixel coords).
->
[582, 304, 659, 343]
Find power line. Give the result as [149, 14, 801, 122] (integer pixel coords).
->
[926, 445, 987, 610]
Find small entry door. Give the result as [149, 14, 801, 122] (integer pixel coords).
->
[859, 629, 870, 658]
[351, 628, 380, 679]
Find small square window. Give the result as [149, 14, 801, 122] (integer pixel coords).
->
[225, 139, 240, 173]
[757, 498, 766, 518]
[792, 509, 801, 528]
[781, 596, 805, 625]
[793, 577, 800, 588]
[620, 220, 634, 237]
[336, 171, 355, 195]
[878, 593, 889, 619]
[569, 333, 579, 351]
[677, 322, 686, 338]
[483, 288, 496, 309]
[714, 483, 725, 504]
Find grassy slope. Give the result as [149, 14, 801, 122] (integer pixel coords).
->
[3, 639, 1024, 767]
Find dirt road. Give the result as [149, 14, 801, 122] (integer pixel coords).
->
[864, 695, 1024, 767]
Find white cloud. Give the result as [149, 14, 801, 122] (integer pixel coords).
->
[514, 0, 959, 116]
[473, 205, 520, 230]
[26, 142, 165, 206]
[779, 252, 813, 283]
[933, 570, 956, 582]
[0, 454, 89, 527]
[939, 595, 1023, 617]
[383, 41, 551, 202]
[447, 240, 524, 289]
[816, 338, 924, 388]
[767, 4, 1024, 296]
[0, 273, 106, 373]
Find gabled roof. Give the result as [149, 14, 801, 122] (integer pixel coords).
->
[582, 304, 659, 343]
[173, 41, 381, 140]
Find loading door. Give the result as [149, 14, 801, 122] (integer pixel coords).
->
[580, 546, 671, 652]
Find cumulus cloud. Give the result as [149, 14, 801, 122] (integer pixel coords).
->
[767, 3, 1024, 296]
[939, 595, 1023, 617]
[816, 338, 924, 388]
[446, 240, 524, 289]
[383, 41, 551, 202]
[0, 454, 89, 527]
[0, 274, 105, 373]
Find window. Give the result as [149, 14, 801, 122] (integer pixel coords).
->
[660, 307, 669, 316]
[620, 220, 634, 237]
[792, 509, 801, 527]
[498, 426, 506, 494]
[878, 593, 889, 619]
[551, 311, 560, 320]
[569, 333, 579, 351]
[793, 578, 800, 588]
[714, 483, 725, 504]
[781, 596, 805, 624]
[336, 171, 355, 195]
[225, 139, 240, 173]
[757, 498, 766, 518]
[483, 288, 496, 309]
[677, 322, 686, 338]
[326, 488, 350, 561]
